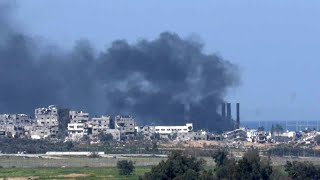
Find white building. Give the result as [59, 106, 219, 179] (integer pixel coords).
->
[153, 123, 193, 134]
[139, 123, 193, 135]
[68, 123, 86, 140]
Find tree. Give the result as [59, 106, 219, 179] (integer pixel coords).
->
[88, 152, 101, 158]
[117, 160, 135, 176]
[57, 108, 70, 139]
[285, 161, 320, 180]
[271, 124, 284, 142]
[142, 151, 205, 180]
[271, 124, 283, 136]
[212, 149, 228, 167]
[151, 142, 158, 152]
[258, 126, 265, 132]
[213, 148, 272, 180]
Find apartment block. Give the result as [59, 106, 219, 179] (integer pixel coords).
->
[69, 111, 89, 123]
[88, 115, 111, 137]
[67, 123, 86, 140]
[115, 115, 136, 139]
[35, 105, 59, 127]
[0, 114, 33, 125]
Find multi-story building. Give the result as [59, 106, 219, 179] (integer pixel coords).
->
[67, 123, 86, 140]
[0, 124, 16, 137]
[29, 126, 51, 139]
[140, 123, 193, 135]
[69, 111, 89, 123]
[88, 115, 111, 137]
[0, 114, 33, 125]
[66, 110, 89, 140]
[33, 105, 59, 139]
[35, 105, 59, 127]
[115, 115, 136, 140]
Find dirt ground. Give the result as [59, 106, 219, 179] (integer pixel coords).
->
[55, 173, 90, 178]
[1, 178, 37, 180]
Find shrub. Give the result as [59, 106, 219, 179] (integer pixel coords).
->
[117, 160, 135, 176]
[285, 161, 320, 179]
[213, 148, 272, 180]
[98, 133, 113, 143]
[88, 152, 101, 158]
[142, 151, 205, 179]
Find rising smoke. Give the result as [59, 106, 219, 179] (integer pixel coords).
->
[0, 3, 239, 132]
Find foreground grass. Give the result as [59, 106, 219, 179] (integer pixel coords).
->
[0, 167, 151, 180]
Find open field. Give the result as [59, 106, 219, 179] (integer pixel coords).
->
[0, 167, 151, 180]
[1, 154, 320, 168]
[0, 156, 169, 168]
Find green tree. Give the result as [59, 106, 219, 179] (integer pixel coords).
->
[285, 161, 320, 180]
[271, 124, 283, 136]
[142, 151, 205, 180]
[117, 160, 135, 176]
[57, 108, 70, 139]
[151, 142, 158, 152]
[212, 149, 228, 167]
[213, 148, 272, 180]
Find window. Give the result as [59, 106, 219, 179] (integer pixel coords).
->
[155, 129, 159, 131]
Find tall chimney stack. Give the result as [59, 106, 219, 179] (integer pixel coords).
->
[221, 103, 226, 118]
[236, 103, 240, 129]
[227, 103, 231, 120]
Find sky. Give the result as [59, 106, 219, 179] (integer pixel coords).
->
[8, 0, 320, 121]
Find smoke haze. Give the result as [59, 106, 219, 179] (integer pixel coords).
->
[0, 3, 239, 131]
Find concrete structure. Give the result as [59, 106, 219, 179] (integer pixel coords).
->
[46, 152, 105, 156]
[69, 111, 89, 123]
[88, 115, 111, 137]
[67, 123, 86, 140]
[149, 123, 193, 135]
[0, 114, 33, 125]
[0, 124, 16, 137]
[105, 129, 121, 141]
[33, 105, 59, 139]
[176, 131, 207, 141]
[35, 105, 59, 127]
[29, 127, 52, 139]
[137, 123, 194, 141]
[115, 115, 136, 139]
[236, 103, 240, 129]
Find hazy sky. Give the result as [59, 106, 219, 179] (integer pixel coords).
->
[10, 0, 320, 121]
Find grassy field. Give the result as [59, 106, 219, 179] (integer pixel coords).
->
[0, 167, 151, 179]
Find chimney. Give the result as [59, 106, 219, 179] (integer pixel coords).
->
[221, 103, 226, 118]
[227, 103, 231, 120]
[236, 103, 240, 129]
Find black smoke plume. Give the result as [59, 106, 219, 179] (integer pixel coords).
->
[0, 3, 239, 132]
